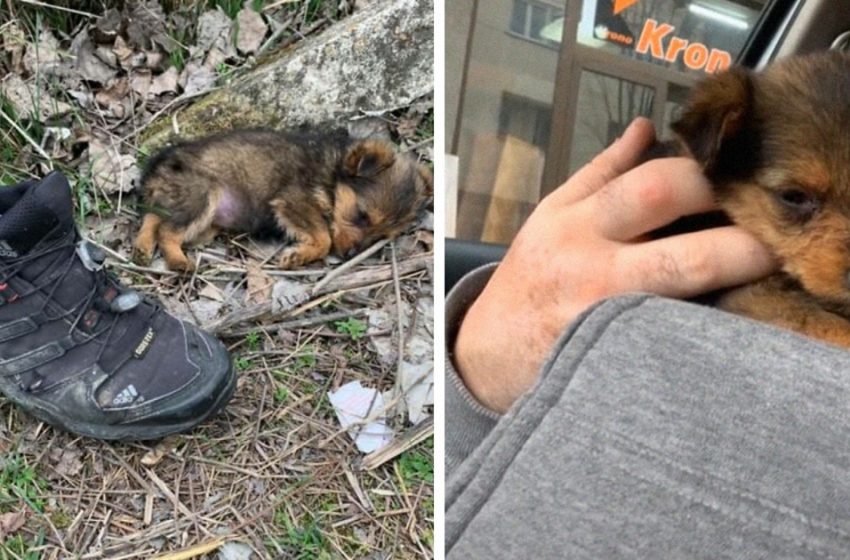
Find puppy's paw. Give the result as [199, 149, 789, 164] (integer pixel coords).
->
[132, 233, 156, 266]
[132, 244, 153, 266]
[165, 255, 195, 274]
[278, 248, 311, 270]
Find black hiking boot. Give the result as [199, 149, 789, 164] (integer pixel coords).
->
[0, 172, 235, 440]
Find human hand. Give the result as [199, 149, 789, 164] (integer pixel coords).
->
[453, 117, 777, 413]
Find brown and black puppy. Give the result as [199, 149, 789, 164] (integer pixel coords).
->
[133, 128, 433, 272]
[670, 50, 850, 347]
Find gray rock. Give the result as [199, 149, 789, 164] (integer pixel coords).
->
[142, 0, 433, 149]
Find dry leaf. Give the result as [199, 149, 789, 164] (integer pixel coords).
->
[95, 77, 132, 117]
[246, 262, 274, 305]
[66, 88, 94, 109]
[93, 8, 123, 44]
[141, 444, 168, 467]
[71, 30, 118, 84]
[3, 22, 26, 74]
[0, 512, 25, 540]
[89, 138, 139, 194]
[95, 45, 118, 68]
[400, 361, 433, 424]
[236, 8, 268, 55]
[196, 9, 234, 53]
[0, 74, 71, 120]
[190, 300, 225, 327]
[23, 28, 63, 75]
[130, 71, 152, 99]
[195, 9, 236, 68]
[126, 0, 176, 53]
[112, 36, 136, 70]
[149, 66, 179, 96]
[199, 283, 225, 303]
[396, 113, 423, 140]
[84, 214, 136, 250]
[53, 447, 83, 477]
[145, 50, 165, 71]
[180, 62, 217, 96]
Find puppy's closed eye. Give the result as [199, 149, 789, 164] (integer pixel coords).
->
[774, 188, 821, 222]
[353, 209, 372, 227]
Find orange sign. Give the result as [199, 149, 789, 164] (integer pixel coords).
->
[636, 18, 732, 73]
[613, 0, 641, 15]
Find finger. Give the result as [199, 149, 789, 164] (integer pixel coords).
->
[588, 158, 717, 241]
[550, 117, 657, 207]
[614, 226, 777, 298]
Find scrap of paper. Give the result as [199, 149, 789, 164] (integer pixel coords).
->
[328, 381, 394, 453]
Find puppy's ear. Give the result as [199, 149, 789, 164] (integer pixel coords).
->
[344, 140, 396, 178]
[671, 67, 753, 176]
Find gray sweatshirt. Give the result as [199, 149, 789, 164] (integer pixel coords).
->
[446, 265, 850, 559]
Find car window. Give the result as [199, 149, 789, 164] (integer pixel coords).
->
[447, 0, 784, 244]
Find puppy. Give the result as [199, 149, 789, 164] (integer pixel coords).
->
[669, 50, 850, 348]
[132, 128, 433, 272]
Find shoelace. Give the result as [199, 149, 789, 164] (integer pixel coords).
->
[0, 234, 149, 380]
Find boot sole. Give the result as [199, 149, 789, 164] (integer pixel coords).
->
[5, 361, 237, 441]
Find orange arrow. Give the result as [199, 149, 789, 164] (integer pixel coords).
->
[613, 0, 640, 15]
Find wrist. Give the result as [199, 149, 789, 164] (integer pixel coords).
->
[453, 300, 514, 413]
[453, 295, 545, 413]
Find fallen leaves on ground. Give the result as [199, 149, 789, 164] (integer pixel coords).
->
[0, 511, 25, 540]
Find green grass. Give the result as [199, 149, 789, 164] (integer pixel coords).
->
[0, 94, 28, 185]
[235, 355, 254, 371]
[295, 347, 317, 370]
[0, 456, 48, 559]
[273, 385, 289, 404]
[0, 533, 43, 560]
[417, 109, 435, 140]
[244, 331, 261, 351]
[270, 510, 333, 559]
[333, 317, 367, 340]
[207, 0, 244, 18]
[0, 455, 47, 514]
[10, 1, 104, 37]
[398, 436, 434, 485]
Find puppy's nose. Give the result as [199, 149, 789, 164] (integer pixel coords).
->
[345, 247, 360, 259]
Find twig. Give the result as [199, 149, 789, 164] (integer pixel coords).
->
[311, 238, 389, 295]
[361, 417, 434, 471]
[262, 0, 299, 11]
[150, 538, 226, 560]
[390, 241, 405, 401]
[211, 253, 430, 332]
[220, 309, 367, 338]
[0, 109, 53, 163]
[16, 0, 97, 17]
[257, 15, 295, 55]
[146, 468, 194, 519]
[119, 87, 222, 145]
[402, 136, 434, 153]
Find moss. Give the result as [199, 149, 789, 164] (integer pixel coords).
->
[140, 91, 279, 151]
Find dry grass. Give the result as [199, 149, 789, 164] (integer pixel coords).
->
[0, 293, 434, 558]
[0, 1, 434, 558]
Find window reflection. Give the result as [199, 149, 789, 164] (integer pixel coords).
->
[448, 0, 769, 244]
